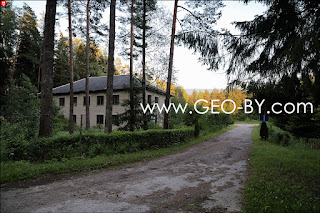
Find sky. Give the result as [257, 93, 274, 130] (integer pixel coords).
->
[12, 0, 267, 93]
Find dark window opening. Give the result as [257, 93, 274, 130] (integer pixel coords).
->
[73, 115, 76, 123]
[97, 115, 104, 124]
[113, 95, 120, 105]
[59, 97, 65, 106]
[83, 96, 91, 106]
[148, 95, 152, 104]
[155, 96, 159, 103]
[73, 97, 77, 106]
[97, 96, 104, 105]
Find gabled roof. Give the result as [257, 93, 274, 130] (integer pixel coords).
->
[52, 75, 168, 96]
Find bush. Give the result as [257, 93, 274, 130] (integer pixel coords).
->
[194, 120, 200, 137]
[1, 128, 193, 162]
[269, 124, 292, 146]
[53, 115, 69, 134]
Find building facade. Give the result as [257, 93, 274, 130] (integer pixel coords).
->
[53, 75, 167, 130]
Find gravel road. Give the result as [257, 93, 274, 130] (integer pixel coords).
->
[1, 124, 256, 213]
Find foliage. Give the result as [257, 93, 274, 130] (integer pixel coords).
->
[53, 115, 70, 134]
[118, 85, 146, 131]
[0, 1, 17, 90]
[176, 0, 320, 138]
[0, 126, 234, 183]
[15, 3, 42, 86]
[0, 75, 40, 140]
[54, 33, 69, 86]
[0, 128, 193, 162]
[194, 120, 200, 137]
[244, 125, 320, 212]
[54, 37, 108, 87]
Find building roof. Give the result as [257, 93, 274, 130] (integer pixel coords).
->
[53, 75, 168, 96]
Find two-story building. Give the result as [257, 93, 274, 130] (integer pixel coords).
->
[53, 75, 168, 129]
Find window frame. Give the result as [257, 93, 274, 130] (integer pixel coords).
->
[97, 115, 104, 125]
[73, 97, 77, 106]
[97, 95, 104, 106]
[147, 95, 152, 104]
[59, 97, 65, 106]
[83, 96, 91, 106]
[113, 95, 120, 105]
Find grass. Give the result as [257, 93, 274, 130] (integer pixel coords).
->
[244, 125, 320, 213]
[0, 125, 235, 184]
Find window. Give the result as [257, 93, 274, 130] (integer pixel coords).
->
[59, 97, 65, 106]
[112, 115, 120, 126]
[113, 95, 120, 105]
[97, 96, 104, 105]
[83, 96, 91, 106]
[73, 115, 76, 123]
[73, 97, 77, 106]
[155, 97, 159, 103]
[97, 115, 104, 125]
[148, 95, 152, 104]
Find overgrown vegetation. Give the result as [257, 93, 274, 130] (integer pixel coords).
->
[0, 126, 234, 183]
[244, 125, 320, 213]
[1, 128, 193, 162]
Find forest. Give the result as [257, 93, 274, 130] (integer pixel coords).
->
[0, 0, 319, 212]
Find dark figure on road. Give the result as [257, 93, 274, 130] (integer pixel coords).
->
[260, 121, 268, 140]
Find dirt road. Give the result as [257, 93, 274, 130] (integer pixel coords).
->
[1, 124, 256, 213]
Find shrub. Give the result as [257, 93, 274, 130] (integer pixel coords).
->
[194, 120, 200, 137]
[269, 125, 292, 146]
[1, 128, 193, 162]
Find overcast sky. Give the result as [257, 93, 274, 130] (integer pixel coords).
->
[12, 1, 267, 93]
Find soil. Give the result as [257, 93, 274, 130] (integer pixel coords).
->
[1, 124, 257, 213]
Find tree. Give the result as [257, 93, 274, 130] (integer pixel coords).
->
[15, 4, 41, 86]
[73, 38, 86, 80]
[129, 0, 135, 132]
[119, 84, 145, 130]
[54, 34, 69, 87]
[39, 0, 57, 137]
[105, 0, 116, 133]
[134, 0, 157, 130]
[68, 0, 74, 134]
[85, 0, 90, 130]
[0, 2, 17, 105]
[163, 0, 178, 129]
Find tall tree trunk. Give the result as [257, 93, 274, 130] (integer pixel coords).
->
[11, 24, 22, 82]
[68, 0, 74, 134]
[129, 0, 134, 132]
[39, 0, 57, 138]
[85, 0, 91, 130]
[37, 40, 43, 98]
[163, 0, 178, 129]
[142, 0, 147, 130]
[105, 0, 116, 133]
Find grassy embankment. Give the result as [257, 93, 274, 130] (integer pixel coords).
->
[244, 125, 320, 212]
[1, 125, 235, 183]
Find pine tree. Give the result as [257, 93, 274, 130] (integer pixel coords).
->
[39, 0, 57, 138]
[15, 4, 41, 86]
[54, 34, 69, 87]
[105, 0, 116, 133]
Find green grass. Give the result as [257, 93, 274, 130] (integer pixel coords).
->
[244, 126, 320, 213]
[0, 125, 235, 183]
